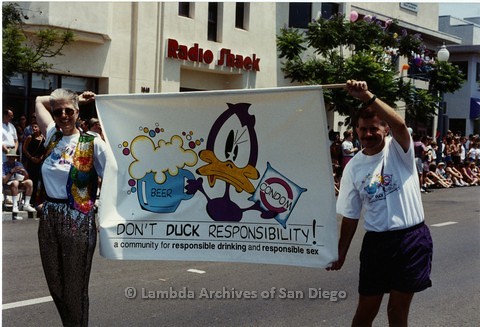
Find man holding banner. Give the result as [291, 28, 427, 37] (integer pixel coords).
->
[329, 80, 433, 326]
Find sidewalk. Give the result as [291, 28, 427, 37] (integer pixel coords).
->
[2, 203, 38, 221]
[2, 201, 100, 221]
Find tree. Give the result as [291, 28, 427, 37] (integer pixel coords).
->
[2, 2, 74, 87]
[277, 13, 465, 124]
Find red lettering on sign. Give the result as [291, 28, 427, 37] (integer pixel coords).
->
[188, 43, 200, 61]
[243, 57, 252, 70]
[252, 54, 260, 71]
[235, 55, 243, 69]
[167, 39, 178, 59]
[167, 39, 260, 71]
[217, 48, 230, 66]
[178, 45, 188, 60]
[204, 50, 214, 64]
[227, 53, 235, 67]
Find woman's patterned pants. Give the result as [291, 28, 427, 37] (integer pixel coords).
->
[38, 201, 96, 327]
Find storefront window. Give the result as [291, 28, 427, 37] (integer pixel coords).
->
[61, 76, 96, 92]
[31, 73, 59, 96]
[3, 72, 98, 118]
[3, 73, 27, 96]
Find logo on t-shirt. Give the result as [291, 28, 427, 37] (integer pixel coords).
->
[46, 144, 75, 167]
[363, 172, 399, 202]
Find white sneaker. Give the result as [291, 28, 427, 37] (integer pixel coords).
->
[12, 205, 19, 213]
[22, 204, 37, 213]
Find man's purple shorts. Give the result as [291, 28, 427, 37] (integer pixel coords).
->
[359, 222, 433, 295]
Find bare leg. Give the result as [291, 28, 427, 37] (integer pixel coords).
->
[387, 290, 414, 327]
[352, 294, 384, 327]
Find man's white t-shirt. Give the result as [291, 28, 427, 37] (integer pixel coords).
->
[2, 122, 18, 162]
[2, 122, 17, 146]
[41, 122, 107, 199]
[337, 136, 425, 232]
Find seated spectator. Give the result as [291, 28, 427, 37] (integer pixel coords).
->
[445, 161, 469, 186]
[460, 161, 479, 186]
[435, 162, 457, 186]
[468, 161, 479, 178]
[2, 149, 37, 214]
[423, 176, 436, 189]
[427, 163, 452, 188]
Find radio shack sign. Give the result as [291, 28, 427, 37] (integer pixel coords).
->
[167, 38, 260, 72]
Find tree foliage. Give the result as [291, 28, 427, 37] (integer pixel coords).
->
[2, 2, 74, 87]
[277, 13, 465, 122]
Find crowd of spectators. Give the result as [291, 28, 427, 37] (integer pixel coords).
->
[330, 127, 480, 195]
[3, 109, 45, 213]
[420, 130, 480, 190]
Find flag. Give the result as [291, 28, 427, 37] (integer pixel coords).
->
[96, 86, 337, 268]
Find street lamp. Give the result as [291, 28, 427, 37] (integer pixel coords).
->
[437, 43, 450, 62]
[436, 43, 450, 164]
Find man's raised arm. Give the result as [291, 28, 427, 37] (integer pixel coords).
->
[346, 80, 411, 152]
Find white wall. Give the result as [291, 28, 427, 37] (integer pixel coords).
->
[353, 2, 440, 31]
[18, 0, 447, 102]
[160, 2, 279, 91]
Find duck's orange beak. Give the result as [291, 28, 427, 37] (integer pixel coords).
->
[197, 150, 259, 193]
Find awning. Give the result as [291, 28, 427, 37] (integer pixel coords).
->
[470, 98, 480, 119]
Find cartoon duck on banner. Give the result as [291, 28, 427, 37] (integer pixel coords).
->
[121, 103, 306, 228]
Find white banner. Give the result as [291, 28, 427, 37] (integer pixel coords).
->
[96, 86, 337, 268]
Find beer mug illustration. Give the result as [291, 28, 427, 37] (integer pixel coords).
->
[137, 169, 195, 213]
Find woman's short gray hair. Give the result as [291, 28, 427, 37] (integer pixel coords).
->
[50, 88, 79, 110]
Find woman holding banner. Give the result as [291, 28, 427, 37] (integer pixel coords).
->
[35, 89, 107, 326]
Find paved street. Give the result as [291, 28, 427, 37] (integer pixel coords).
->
[2, 186, 479, 326]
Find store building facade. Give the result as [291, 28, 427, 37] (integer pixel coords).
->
[4, 2, 463, 133]
[439, 15, 480, 136]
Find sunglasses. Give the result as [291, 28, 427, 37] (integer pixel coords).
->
[52, 108, 76, 117]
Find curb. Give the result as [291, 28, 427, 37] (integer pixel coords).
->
[2, 205, 38, 221]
